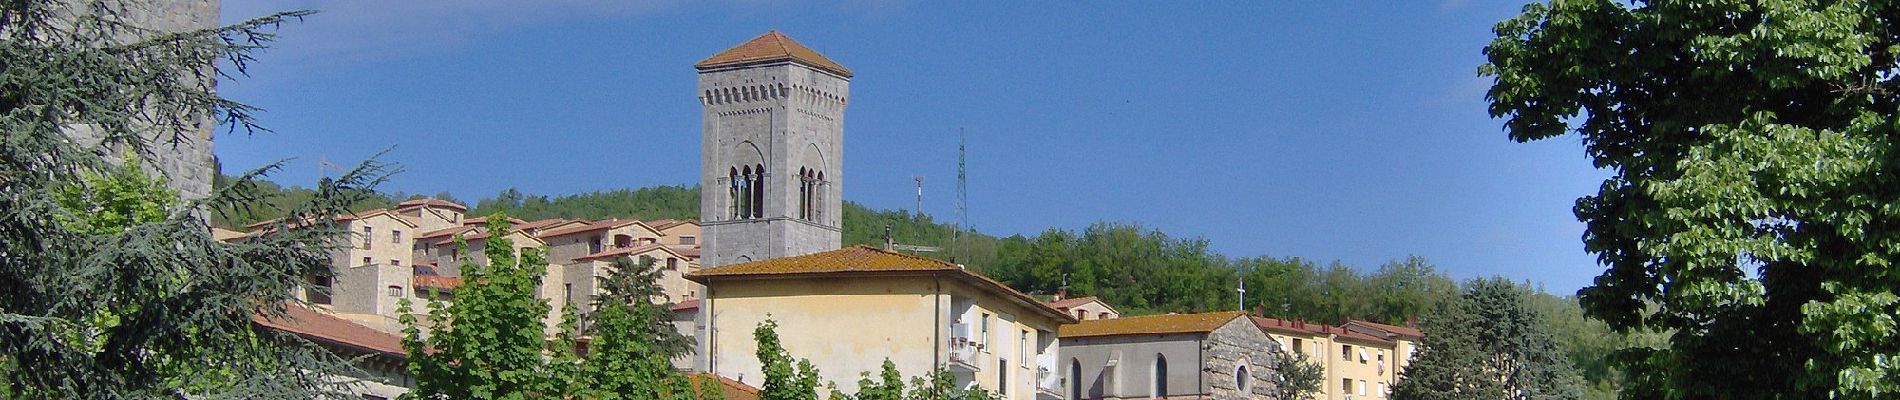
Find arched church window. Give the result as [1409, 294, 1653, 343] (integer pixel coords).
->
[815, 171, 825, 221]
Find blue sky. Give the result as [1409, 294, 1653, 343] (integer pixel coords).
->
[216, 1, 1607, 292]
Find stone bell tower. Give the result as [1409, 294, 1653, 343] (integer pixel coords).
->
[696, 31, 850, 268]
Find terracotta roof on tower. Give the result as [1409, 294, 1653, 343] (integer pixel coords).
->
[695, 31, 853, 78]
[1057, 312, 1246, 339]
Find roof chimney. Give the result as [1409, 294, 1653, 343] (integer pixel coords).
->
[1252, 305, 1264, 316]
[883, 224, 894, 251]
[1407, 315, 1418, 327]
[1055, 287, 1068, 301]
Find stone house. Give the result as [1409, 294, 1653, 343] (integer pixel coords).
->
[1048, 295, 1122, 321]
[1060, 312, 1284, 400]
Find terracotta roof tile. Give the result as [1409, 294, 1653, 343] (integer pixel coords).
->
[1345, 319, 1424, 339]
[417, 226, 478, 240]
[252, 304, 405, 357]
[572, 243, 679, 262]
[688, 373, 761, 400]
[1250, 316, 1396, 346]
[535, 218, 653, 239]
[414, 275, 462, 290]
[695, 31, 852, 78]
[688, 246, 1073, 323]
[513, 218, 571, 231]
[396, 198, 467, 211]
[672, 298, 700, 312]
[1048, 296, 1117, 314]
[1058, 312, 1246, 339]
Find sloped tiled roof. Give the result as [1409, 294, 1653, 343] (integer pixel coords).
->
[695, 31, 853, 78]
[536, 218, 656, 238]
[417, 225, 478, 240]
[649, 219, 696, 230]
[1058, 312, 1246, 339]
[1345, 319, 1424, 340]
[572, 243, 685, 262]
[414, 275, 463, 290]
[396, 198, 467, 211]
[688, 373, 761, 400]
[252, 304, 405, 357]
[672, 298, 701, 312]
[513, 218, 571, 231]
[1251, 316, 1396, 346]
[688, 246, 1073, 322]
[1048, 296, 1121, 316]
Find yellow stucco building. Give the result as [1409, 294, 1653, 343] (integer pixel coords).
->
[687, 246, 1076, 399]
[1253, 317, 1419, 400]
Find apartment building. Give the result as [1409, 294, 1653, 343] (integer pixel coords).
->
[1253, 317, 1412, 400]
[688, 246, 1074, 399]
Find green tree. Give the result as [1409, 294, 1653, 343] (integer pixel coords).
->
[583, 256, 696, 400]
[1484, 1, 1900, 397]
[1393, 278, 1582, 400]
[754, 319, 824, 400]
[852, 359, 906, 400]
[1270, 351, 1324, 400]
[0, 1, 379, 397]
[401, 214, 572, 399]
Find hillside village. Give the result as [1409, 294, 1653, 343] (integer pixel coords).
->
[25, 1, 1899, 399]
[210, 32, 1433, 400]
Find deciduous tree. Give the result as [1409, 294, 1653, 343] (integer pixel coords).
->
[1484, 0, 1900, 397]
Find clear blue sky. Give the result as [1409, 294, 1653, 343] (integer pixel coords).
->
[216, 1, 1607, 293]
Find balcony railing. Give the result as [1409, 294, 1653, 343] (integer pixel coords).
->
[948, 323, 980, 373]
[1035, 365, 1063, 399]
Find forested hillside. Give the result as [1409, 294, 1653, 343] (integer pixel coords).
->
[218, 178, 1635, 398]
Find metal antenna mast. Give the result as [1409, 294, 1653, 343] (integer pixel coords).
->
[954, 128, 969, 262]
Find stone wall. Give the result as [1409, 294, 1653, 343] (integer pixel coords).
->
[66, 0, 222, 200]
[1204, 319, 1286, 399]
[697, 60, 848, 268]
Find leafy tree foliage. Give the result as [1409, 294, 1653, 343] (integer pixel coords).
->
[1394, 278, 1583, 400]
[582, 256, 696, 400]
[754, 319, 824, 400]
[1484, 1, 1900, 397]
[401, 214, 568, 398]
[210, 173, 396, 228]
[0, 0, 385, 397]
[1270, 351, 1324, 400]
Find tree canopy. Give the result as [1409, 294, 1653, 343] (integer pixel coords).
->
[1485, 0, 1900, 397]
[1393, 278, 1583, 400]
[0, 1, 385, 397]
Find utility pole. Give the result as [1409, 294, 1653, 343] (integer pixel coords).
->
[913, 175, 925, 218]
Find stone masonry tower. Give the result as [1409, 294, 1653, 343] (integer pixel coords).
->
[696, 31, 850, 268]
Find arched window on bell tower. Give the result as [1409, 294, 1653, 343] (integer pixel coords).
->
[797, 167, 811, 220]
[739, 165, 753, 219]
[815, 170, 825, 221]
[728, 167, 740, 220]
[752, 163, 765, 219]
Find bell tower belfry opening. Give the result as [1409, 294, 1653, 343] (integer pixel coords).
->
[696, 31, 850, 268]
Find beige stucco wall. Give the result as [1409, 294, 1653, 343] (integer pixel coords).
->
[699, 275, 1062, 400]
[1266, 331, 1400, 400]
[319, 214, 421, 326]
